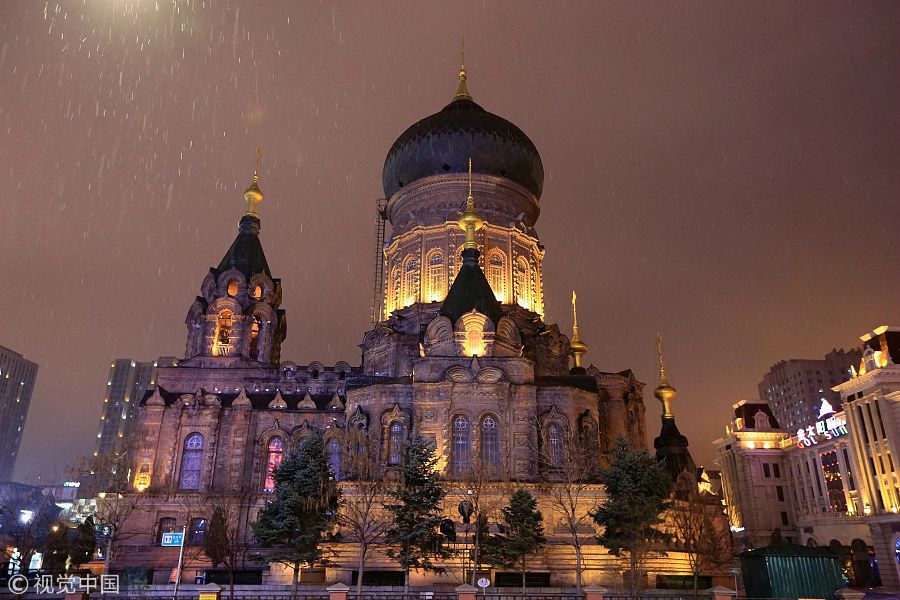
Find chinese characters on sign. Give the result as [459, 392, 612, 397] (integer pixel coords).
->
[797, 401, 848, 448]
[7, 574, 119, 595]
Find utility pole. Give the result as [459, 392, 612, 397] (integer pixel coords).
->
[172, 525, 187, 600]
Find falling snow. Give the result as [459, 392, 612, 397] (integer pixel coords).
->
[0, 1, 898, 482]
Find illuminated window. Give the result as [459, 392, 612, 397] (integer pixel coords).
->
[425, 251, 445, 302]
[515, 257, 531, 309]
[214, 310, 233, 355]
[252, 285, 262, 300]
[465, 328, 484, 357]
[388, 422, 404, 466]
[179, 433, 204, 490]
[188, 517, 207, 546]
[387, 265, 400, 314]
[481, 416, 499, 469]
[452, 415, 470, 473]
[156, 517, 177, 545]
[227, 280, 239, 296]
[487, 251, 507, 302]
[402, 258, 419, 306]
[264, 437, 284, 491]
[328, 438, 342, 481]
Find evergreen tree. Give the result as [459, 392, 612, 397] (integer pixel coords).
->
[251, 434, 340, 600]
[42, 524, 70, 572]
[384, 430, 451, 599]
[203, 505, 237, 597]
[205, 506, 230, 567]
[591, 436, 671, 600]
[70, 516, 97, 568]
[481, 488, 545, 593]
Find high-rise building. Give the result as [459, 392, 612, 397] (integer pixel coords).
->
[716, 326, 900, 589]
[0, 345, 38, 481]
[758, 348, 860, 430]
[94, 358, 176, 459]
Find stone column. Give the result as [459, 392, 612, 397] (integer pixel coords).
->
[834, 589, 866, 600]
[456, 583, 479, 600]
[583, 584, 608, 600]
[328, 582, 350, 600]
[706, 585, 737, 600]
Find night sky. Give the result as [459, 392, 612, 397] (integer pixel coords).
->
[2, 1, 898, 483]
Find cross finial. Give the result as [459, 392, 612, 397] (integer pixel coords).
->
[458, 158, 484, 249]
[243, 146, 263, 216]
[656, 332, 663, 367]
[654, 332, 676, 418]
[569, 291, 588, 368]
[454, 37, 473, 101]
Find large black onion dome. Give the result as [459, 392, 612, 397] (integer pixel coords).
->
[383, 98, 544, 200]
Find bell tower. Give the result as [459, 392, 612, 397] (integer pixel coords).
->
[182, 148, 287, 366]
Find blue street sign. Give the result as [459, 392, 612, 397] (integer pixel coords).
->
[161, 532, 184, 546]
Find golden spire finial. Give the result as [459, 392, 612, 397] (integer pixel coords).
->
[458, 158, 484, 249]
[453, 37, 473, 101]
[570, 291, 588, 369]
[243, 146, 263, 216]
[654, 333, 676, 418]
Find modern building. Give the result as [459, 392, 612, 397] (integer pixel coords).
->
[717, 326, 900, 590]
[714, 400, 795, 551]
[759, 348, 860, 430]
[95, 357, 176, 459]
[110, 64, 723, 590]
[0, 345, 38, 481]
[834, 326, 900, 590]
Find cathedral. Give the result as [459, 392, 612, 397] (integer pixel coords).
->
[116, 62, 703, 589]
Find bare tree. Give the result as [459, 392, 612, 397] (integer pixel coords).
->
[69, 452, 144, 575]
[205, 494, 254, 600]
[0, 484, 60, 573]
[172, 492, 255, 599]
[534, 417, 599, 594]
[448, 446, 511, 588]
[336, 428, 392, 598]
[669, 482, 733, 596]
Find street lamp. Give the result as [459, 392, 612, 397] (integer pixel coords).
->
[458, 501, 474, 582]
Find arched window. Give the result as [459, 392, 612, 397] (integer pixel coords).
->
[214, 310, 233, 356]
[249, 315, 262, 359]
[487, 251, 507, 302]
[515, 257, 531, 310]
[402, 258, 419, 306]
[188, 517, 207, 546]
[465, 327, 484, 357]
[753, 410, 770, 429]
[327, 438, 342, 481]
[387, 265, 400, 314]
[452, 415, 471, 473]
[156, 517, 177, 545]
[425, 251, 445, 302]
[452, 245, 464, 280]
[252, 285, 262, 300]
[581, 420, 599, 468]
[548, 424, 563, 467]
[481, 416, 500, 470]
[264, 437, 284, 491]
[227, 280, 239, 296]
[179, 433, 204, 490]
[388, 422, 404, 466]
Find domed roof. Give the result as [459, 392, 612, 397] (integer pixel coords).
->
[382, 96, 544, 200]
